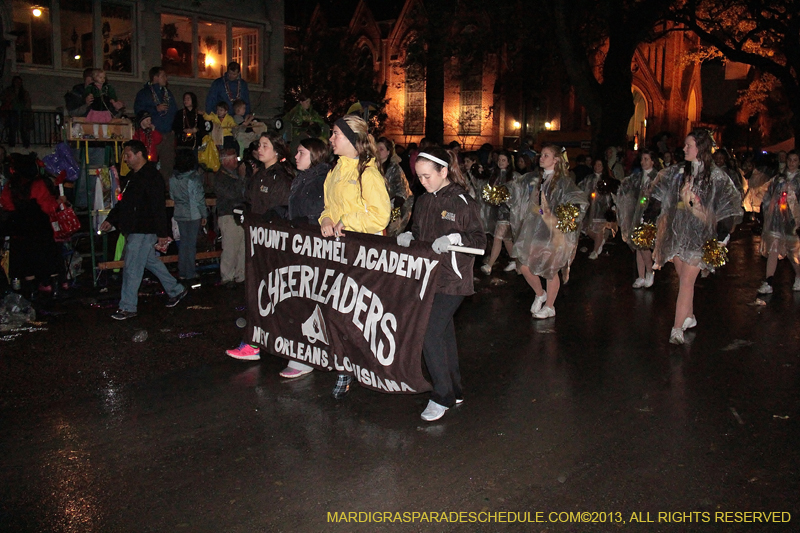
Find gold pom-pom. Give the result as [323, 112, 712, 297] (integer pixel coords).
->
[630, 223, 657, 249]
[482, 184, 510, 206]
[702, 239, 728, 268]
[389, 207, 401, 222]
[555, 203, 580, 232]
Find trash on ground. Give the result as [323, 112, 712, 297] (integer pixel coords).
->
[1, 333, 22, 342]
[236, 317, 247, 328]
[132, 330, 149, 342]
[747, 298, 767, 306]
[489, 278, 507, 286]
[729, 407, 745, 425]
[0, 293, 36, 332]
[235, 306, 246, 311]
[720, 339, 754, 351]
[178, 332, 202, 338]
[773, 415, 789, 420]
[187, 305, 212, 310]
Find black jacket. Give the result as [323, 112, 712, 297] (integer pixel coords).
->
[287, 162, 329, 225]
[412, 183, 486, 296]
[247, 162, 293, 218]
[106, 163, 170, 237]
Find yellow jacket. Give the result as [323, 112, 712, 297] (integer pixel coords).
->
[319, 157, 391, 233]
[205, 112, 236, 139]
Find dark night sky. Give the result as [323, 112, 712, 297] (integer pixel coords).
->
[285, 0, 407, 27]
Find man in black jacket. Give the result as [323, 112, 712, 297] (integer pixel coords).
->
[64, 68, 94, 117]
[100, 140, 187, 320]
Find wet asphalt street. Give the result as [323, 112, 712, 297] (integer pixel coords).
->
[1, 223, 798, 533]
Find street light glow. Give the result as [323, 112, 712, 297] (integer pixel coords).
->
[32, 7, 42, 17]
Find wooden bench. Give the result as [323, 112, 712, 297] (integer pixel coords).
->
[97, 250, 222, 270]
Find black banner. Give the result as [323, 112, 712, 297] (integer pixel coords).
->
[245, 217, 441, 394]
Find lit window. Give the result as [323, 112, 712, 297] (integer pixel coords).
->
[459, 64, 482, 136]
[198, 20, 227, 80]
[59, 0, 92, 69]
[404, 63, 425, 135]
[233, 26, 260, 83]
[13, 0, 53, 66]
[102, 3, 133, 73]
[161, 14, 193, 77]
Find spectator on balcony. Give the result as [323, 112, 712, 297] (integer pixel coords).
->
[173, 92, 211, 152]
[1, 76, 32, 148]
[64, 68, 94, 117]
[134, 66, 178, 184]
[205, 62, 250, 116]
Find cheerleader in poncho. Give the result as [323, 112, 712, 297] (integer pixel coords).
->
[651, 129, 743, 344]
[480, 150, 520, 274]
[613, 149, 662, 288]
[579, 159, 619, 260]
[511, 145, 588, 319]
[756, 149, 800, 294]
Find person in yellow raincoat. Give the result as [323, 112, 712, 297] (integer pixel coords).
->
[319, 114, 390, 399]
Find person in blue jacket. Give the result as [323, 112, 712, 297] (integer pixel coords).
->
[205, 62, 250, 115]
[134, 66, 178, 185]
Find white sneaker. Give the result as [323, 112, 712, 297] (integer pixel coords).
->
[588, 251, 599, 260]
[503, 262, 517, 272]
[420, 400, 448, 422]
[643, 271, 654, 288]
[597, 241, 604, 255]
[757, 281, 773, 294]
[669, 327, 685, 345]
[794, 278, 800, 291]
[533, 305, 556, 319]
[480, 264, 492, 275]
[530, 291, 547, 314]
[682, 315, 697, 330]
[632, 278, 645, 288]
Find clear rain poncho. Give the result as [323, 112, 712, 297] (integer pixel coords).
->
[384, 162, 414, 237]
[759, 171, 800, 261]
[651, 162, 743, 269]
[578, 173, 616, 235]
[613, 168, 659, 251]
[477, 169, 518, 236]
[511, 171, 588, 280]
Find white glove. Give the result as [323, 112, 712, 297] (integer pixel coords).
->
[397, 231, 414, 247]
[432, 236, 451, 254]
[432, 233, 464, 253]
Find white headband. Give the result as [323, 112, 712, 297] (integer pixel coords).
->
[418, 152, 449, 168]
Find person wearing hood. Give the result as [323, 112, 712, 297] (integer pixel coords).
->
[169, 149, 207, 281]
[132, 111, 162, 164]
[134, 66, 177, 183]
[377, 136, 413, 236]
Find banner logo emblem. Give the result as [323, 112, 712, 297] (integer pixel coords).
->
[301, 304, 330, 345]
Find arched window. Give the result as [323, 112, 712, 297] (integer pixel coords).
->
[404, 62, 425, 135]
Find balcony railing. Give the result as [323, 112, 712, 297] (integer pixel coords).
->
[0, 110, 64, 148]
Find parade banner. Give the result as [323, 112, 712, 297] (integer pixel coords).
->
[245, 217, 441, 394]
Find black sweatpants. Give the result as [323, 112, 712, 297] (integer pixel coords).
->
[423, 293, 465, 407]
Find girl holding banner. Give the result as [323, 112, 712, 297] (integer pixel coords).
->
[320, 115, 391, 399]
[397, 146, 486, 422]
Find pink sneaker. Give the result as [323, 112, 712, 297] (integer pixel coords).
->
[279, 366, 313, 379]
[226, 343, 261, 360]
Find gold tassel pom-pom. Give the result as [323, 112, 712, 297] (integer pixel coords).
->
[389, 207, 401, 222]
[555, 203, 580, 233]
[482, 184, 510, 206]
[702, 239, 728, 268]
[630, 223, 657, 250]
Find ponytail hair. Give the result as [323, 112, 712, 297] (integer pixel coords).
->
[541, 144, 570, 183]
[416, 146, 468, 189]
[341, 115, 383, 184]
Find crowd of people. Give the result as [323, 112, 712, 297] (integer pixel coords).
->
[2, 65, 799, 421]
